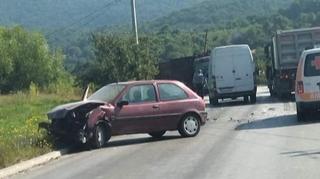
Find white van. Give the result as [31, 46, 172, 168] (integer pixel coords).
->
[295, 48, 320, 121]
[208, 45, 257, 105]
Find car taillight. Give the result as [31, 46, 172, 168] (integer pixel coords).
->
[297, 81, 304, 94]
[280, 74, 289, 79]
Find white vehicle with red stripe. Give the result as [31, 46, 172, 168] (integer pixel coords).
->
[295, 48, 320, 121]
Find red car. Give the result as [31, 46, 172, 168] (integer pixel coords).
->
[46, 80, 207, 148]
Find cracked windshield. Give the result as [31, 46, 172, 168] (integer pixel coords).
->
[1, 0, 320, 179]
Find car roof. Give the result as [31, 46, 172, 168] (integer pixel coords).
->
[303, 48, 320, 55]
[110, 80, 181, 86]
[214, 44, 250, 50]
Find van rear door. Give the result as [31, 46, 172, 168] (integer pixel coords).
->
[303, 53, 320, 101]
[215, 52, 235, 93]
[233, 50, 254, 92]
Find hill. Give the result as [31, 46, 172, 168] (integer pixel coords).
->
[0, 0, 206, 29]
[148, 0, 294, 30]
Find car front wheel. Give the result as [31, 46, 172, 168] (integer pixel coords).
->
[178, 114, 200, 137]
[148, 131, 166, 138]
[92, 123, 111, 148]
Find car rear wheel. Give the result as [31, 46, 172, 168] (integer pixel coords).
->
[148, 131, 166, 138]
[296, 106, 306, 122]
[297, 111, 306, 122]
[92, 123, 111, 148]
[178, 114, 200, 137]
[244, 96, 249, 103]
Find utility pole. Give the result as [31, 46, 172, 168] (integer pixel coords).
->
[131, 0, 139, 45]
[203, 30, 208, 55]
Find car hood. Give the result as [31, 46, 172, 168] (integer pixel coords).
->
[47, 100, 106, 120]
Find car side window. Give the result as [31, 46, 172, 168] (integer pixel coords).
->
[122, 84, 156, 104]
[158, 83, 188, 101]
[304, 53, 320, 77]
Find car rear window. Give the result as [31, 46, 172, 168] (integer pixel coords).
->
[304, 53, 320, 77]
[158, 83, 188, 101]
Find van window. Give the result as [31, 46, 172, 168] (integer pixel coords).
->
[304, 53, 320, 77]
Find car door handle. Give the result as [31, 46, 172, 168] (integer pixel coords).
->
[152, 105, 160, 109]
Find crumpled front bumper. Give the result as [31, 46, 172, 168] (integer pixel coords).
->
[39, 119, 89, 144]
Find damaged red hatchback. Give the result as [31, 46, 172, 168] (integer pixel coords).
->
[46, 80, 207, 148]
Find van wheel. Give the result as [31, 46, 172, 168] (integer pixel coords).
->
[148, 131, 166, 138]
[178, 114, 200, 137]
[244, 96, 249, 103]
[91, 123, 111, 148]
[250, 94, 256, 104]
[209, 97, 218, 105]
[269, 86, 275, 97]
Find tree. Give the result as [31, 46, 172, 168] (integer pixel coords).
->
[77, 33, 159, 87]
[0, 26, 69, 93]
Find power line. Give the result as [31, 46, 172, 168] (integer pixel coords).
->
[46, 0, 121, 38]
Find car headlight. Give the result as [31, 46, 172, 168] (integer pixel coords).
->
[72, 112, 76, 118]
[85, 110, 93, 118]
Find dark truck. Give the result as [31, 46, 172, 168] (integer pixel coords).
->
[157, 55, 209, 93]
[265, 27, 320, 97]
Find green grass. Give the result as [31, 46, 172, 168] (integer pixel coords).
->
[0, 93, 78, 169]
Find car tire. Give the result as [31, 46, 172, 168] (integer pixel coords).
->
[296, 105, 306, 122]
[269, 86, 275, 97]
[178, 114, 200, 137]
[148, 131, 166, 138]
[244, 96, 249, 103]
[92, 123, 111, 148]
[297, 111, 306, 122]
[209, 96, 218, 105]
[250, 93, 257, 104]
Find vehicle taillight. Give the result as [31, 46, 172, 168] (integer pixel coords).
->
[280, 74, 289, 79]
[297, 81, 304, 94]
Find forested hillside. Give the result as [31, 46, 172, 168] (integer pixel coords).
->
[1, 0, 319, 84]
[148, 0, 294, 30]
[0, 0, 206, 29]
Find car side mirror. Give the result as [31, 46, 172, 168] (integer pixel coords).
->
[117, 101, 129, 108]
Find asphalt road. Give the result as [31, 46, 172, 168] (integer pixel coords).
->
[12, 87, 320, 179]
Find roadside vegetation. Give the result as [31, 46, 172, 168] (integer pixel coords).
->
[0, 27, 79, 169]
[0, 90, 79, 168]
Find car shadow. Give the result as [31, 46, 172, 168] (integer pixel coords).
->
[68, 135, 182, 154]
[206, 95, 291, 108]
[235, 114, 320, 130]
[281, 150, 320, 158]
[106, 135, 181, 148]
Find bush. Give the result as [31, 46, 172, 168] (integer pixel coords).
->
[0, 115, 52, 168]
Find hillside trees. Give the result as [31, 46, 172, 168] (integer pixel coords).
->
[0, 27, 71, 93]
[76, 33, 159, 87]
